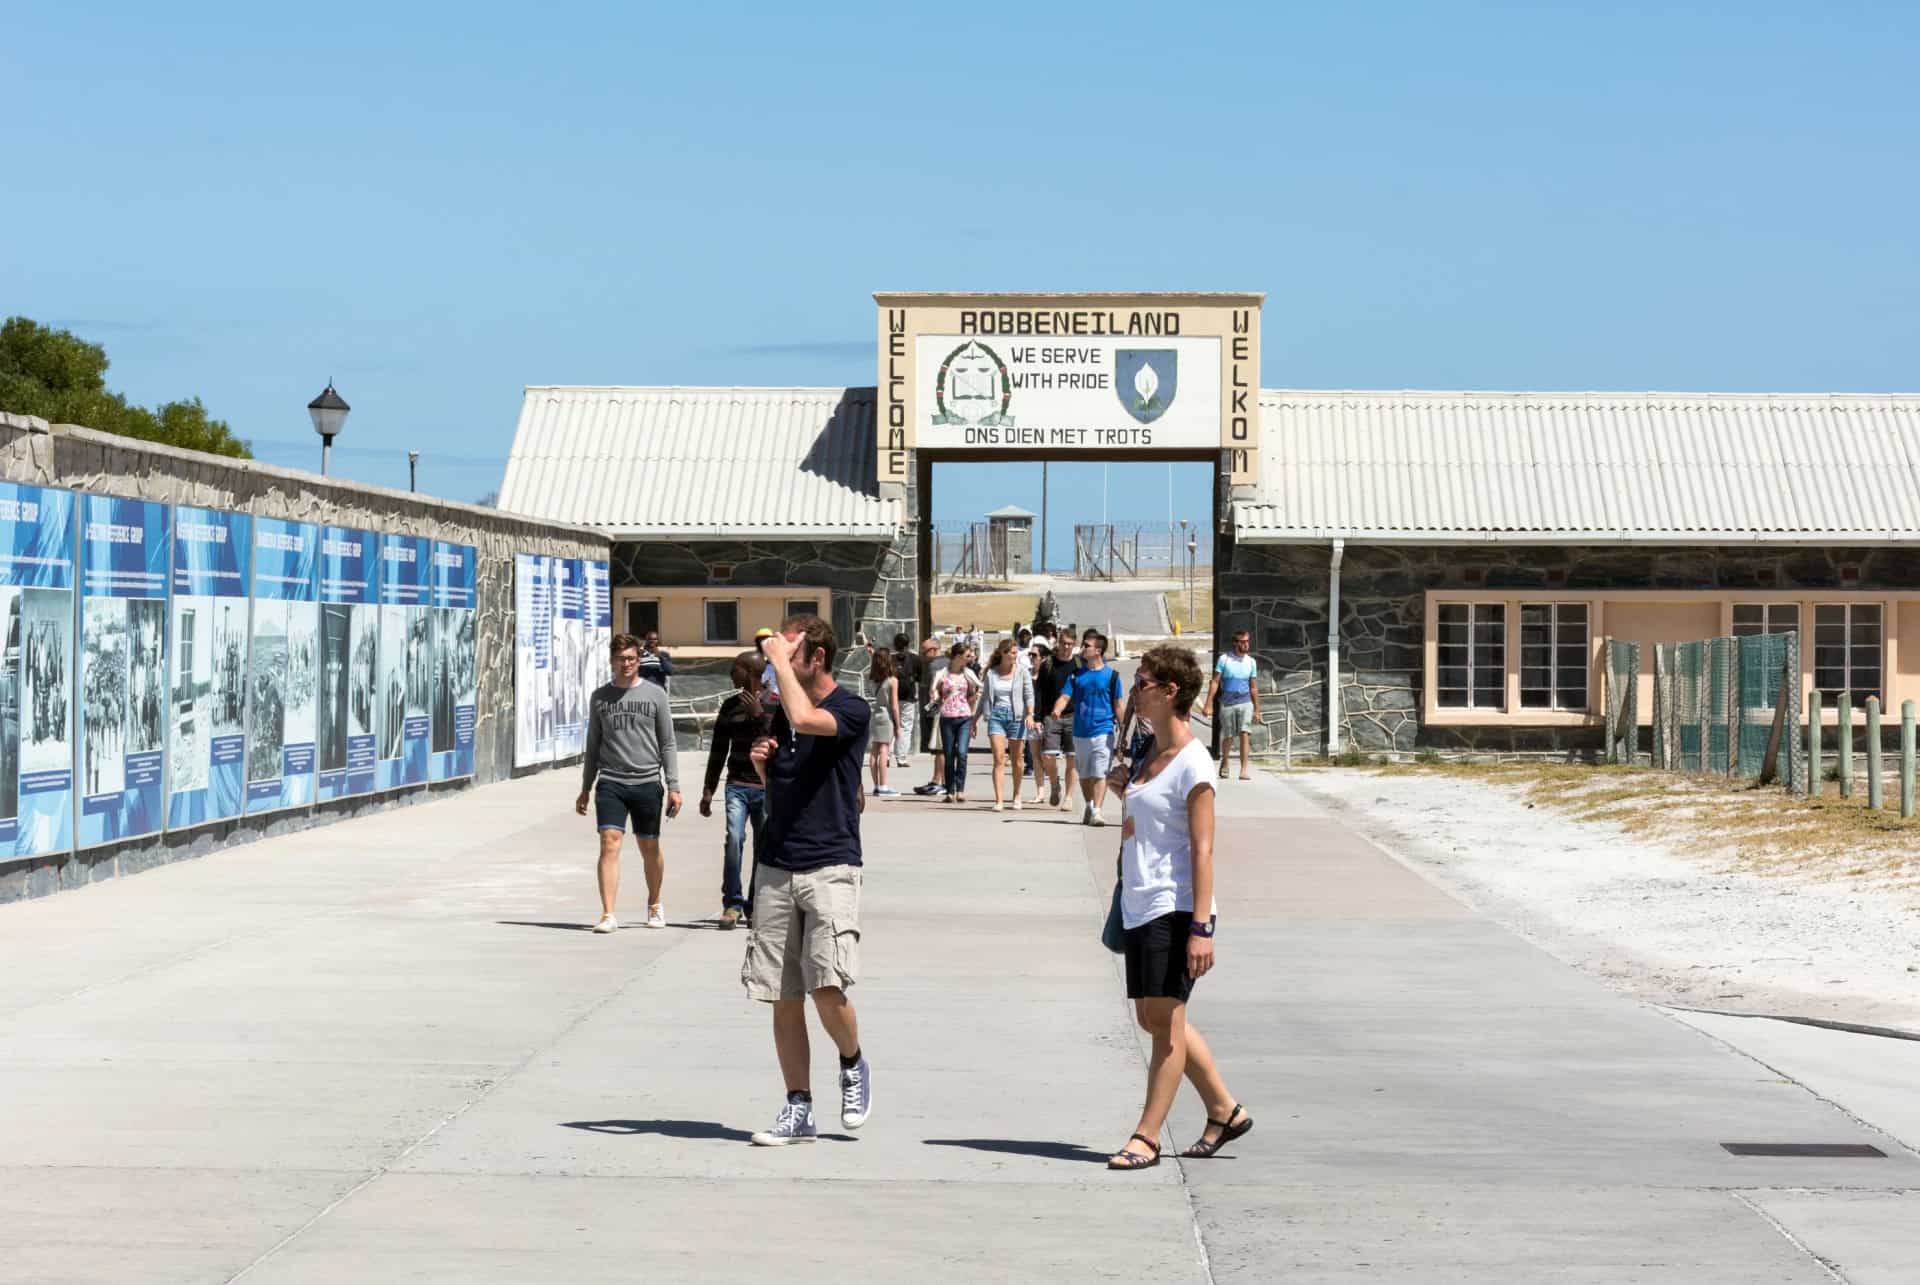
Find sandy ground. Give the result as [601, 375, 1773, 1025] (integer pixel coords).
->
[1289, 768, 1920, 1032]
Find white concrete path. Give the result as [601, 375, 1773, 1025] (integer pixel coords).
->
[2, 763, 1916, 1282]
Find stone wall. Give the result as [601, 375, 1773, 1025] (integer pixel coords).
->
[1217, 537, 1911, 759]
[0, 413, 609, 902]
[613, 474, 921, 721]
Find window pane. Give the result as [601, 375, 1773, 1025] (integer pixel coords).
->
[1815, 604, 1846, 627]
[1438, 604, 1468, 628]
[1770, 605, 1800, 630]
[1438, 665, 1467, 690]
[1437, 688, 1467, 708]
[1473, 683, 1504, 710]
[1732, 604, 1763, 628]
[1559, 687, 1589, 712]
[1520, 687, 1551, 708]
[1558, 603, 1588, 625]
[785, 598, 820, 619]
[625, 600, 658, 636]
[1437, 645, 1467, 673]
[705, 601, 739, 643]
[1854, 604, 1882, 627]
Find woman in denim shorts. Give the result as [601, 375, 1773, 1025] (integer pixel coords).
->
[980, 639, 1035, 811]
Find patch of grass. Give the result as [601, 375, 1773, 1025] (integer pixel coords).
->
[1164, 585, 1213, 634]
[928, 593, 1041, 633]
[1377, 759, 1920, 893]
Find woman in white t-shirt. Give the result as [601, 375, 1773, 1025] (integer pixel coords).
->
[1102, 645, 1253, 1171]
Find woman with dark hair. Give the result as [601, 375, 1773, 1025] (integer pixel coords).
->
[1103, 645, 1251, 1170]
[867, 648, 899, 797]
[981, 637, 1035, 812]
[930, 641, 982, 803]
[700, 651, 773, 929]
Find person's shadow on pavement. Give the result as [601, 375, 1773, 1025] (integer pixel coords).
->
[562, 1119, 856, 1142]
[923, 1138, 1112, 1164]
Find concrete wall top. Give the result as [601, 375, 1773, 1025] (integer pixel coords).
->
[0, 412, 608, 555]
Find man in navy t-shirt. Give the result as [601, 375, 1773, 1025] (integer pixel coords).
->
[742, 614, 873, 1146]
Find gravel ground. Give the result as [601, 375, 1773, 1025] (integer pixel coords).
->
[1289, 768, 1920, 1032]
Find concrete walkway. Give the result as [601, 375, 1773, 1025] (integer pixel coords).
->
[2, 763, 1916, 1282]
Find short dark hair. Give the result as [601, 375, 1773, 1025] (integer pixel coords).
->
[730, 650, 761, 690]
[782, 613, 836, 670]
[1083, 630, 1107, 654]
[893, 632, 911, 651]
[610, 632, 640, 658]
[1139, 645, 1203, 717]
[1232, 628, 1250, 640]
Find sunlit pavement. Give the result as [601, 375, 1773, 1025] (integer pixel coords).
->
[2, 762, 1915, 1282]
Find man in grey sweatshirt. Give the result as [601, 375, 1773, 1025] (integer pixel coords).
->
[574, 632, 682, 932]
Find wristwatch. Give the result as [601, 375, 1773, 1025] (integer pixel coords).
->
[1190, 917, 1216, 939]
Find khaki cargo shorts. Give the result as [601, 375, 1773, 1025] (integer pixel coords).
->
[741, 863, 862, 1002]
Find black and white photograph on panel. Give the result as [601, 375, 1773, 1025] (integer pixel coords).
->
[82, 597, 128, 799]
[349, 603, 376, 749]
[22, 587, 71, 778]
[212, 599, 245, 741]
[284, 600, 319, 758]
[169, 596, 211, 795]
[319, 602, 351, 773]
[404, 606, 429, 726]
[0, 588, 20, 817]
[378, 603, 405, 761]
[127, 597, 165, 757]
[247, 600, 287, 783]
[454, 607, 475, 711]
[430, 606, 455, 753]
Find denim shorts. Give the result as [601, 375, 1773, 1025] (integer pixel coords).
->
[986, 710, 1027, 741]
[595, 778, 664, 838]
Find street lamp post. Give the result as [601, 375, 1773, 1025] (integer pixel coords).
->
[308, 382, 350, 476]
[1178, 518, 1191, 624]
[1187, 531, 1198, 626]
[408, 451, 419, 493]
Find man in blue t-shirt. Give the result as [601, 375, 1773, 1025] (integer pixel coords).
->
[1050, 630, 1126, 827]
[743, 614, 873, 1146]
[1203, 628, 1261, 780]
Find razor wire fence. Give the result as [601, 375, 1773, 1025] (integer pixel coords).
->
[1643, 630, 1802, 791]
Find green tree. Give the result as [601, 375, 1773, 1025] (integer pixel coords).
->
[0, 317, 252, 458]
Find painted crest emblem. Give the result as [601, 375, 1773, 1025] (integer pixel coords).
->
[1114, 350, 1177, 424]
[932, 340, 1015, 427]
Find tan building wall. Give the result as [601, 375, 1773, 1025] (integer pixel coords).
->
[613, 585, 831, 655]
[1425, 589, 1920, 729]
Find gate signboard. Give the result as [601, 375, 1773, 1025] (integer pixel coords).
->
[875, 293, 1261, 490]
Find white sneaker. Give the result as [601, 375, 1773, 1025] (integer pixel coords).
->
[992, 802, 1003, 812]
[646, 906, 666, 929]
[1083, 803, 1096, 825]
[1012, 799, 1023, 811]
[751, 1099, 818, 1146]
[592, 914, 617, 933]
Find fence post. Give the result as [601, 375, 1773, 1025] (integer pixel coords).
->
[1866, 696, 1883, 811]
[1902, 700, 1915, 820]
[1837, 691, 1853, 798]
[1807, 689, 1822, 797]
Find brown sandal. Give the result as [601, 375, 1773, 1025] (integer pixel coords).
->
[1107, 1133, 1161, 1170]
[1181, 1104, 1253, 1158]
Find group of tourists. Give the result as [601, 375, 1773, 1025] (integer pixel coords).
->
[573, 614, 1260, 1163]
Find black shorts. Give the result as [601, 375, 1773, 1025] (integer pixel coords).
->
[595, 778, 664, 838]
[1124, 910, 1196, 1002]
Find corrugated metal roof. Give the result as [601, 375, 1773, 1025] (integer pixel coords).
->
[499, 386, 898, 540]
[1238, 390, 1920, 544]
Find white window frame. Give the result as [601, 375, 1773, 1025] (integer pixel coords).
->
[1435, 602, 1506, 711]
[1519, 602, 1591, 712]
[703, 598, 741, 645]
[1812, 602, 1882, 702]
[1731, 602, 1800, 637]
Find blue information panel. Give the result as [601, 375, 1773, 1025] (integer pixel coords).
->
[513, 554, 554, 767]
[166, 507, 251, 830]
[77, 495, 170, 847]
[428, 542, 477, 782]
[376, 533, 430, 791]
[0, 483, 75, 858]
[587, 558, 611, 654]
[245, 517, 318, 814]
[318, 526, 379, 802]
[552, 558, 589, 759]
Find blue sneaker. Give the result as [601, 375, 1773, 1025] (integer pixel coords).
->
[751, 1099, 817, 1146]
[840, 1055, 872, 1130]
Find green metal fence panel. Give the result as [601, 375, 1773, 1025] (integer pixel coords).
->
[1734, 632, 1790, 777]
[1604, 639, 1641, 764]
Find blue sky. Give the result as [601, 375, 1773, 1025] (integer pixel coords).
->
[5, 2, 1916, 539]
